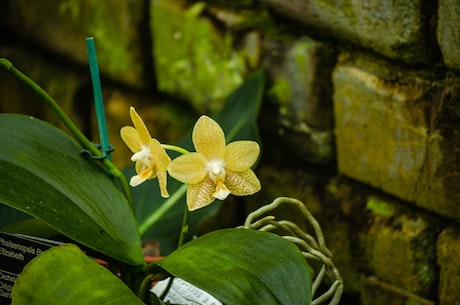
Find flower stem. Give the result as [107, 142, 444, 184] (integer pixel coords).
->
[137, 274, 155, 303]
[177, 204, 190, 248]
[0, 58, 134, 210]
[161, 144, 190, 155]
[138, 184, 187, 235]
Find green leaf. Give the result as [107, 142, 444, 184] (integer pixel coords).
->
[0, 205, 33, 229]
[1, 218, 59, 238]
[12, 244, 146, 305]
[132, 70, 265, 253]
[151, 228, 312, 305]
[0, 114, 144, 265]
[213, 69, 265, 142]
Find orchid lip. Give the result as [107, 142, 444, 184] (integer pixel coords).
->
[131, 146, 150, 162]
[207, 159, 225, 175]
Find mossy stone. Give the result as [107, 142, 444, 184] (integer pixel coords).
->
[150, 0, 247, 112]
[4, 0, 148, 87]
[437, 228, 460, 305]
[333, 53, 460, 220]
[437, 0, 460, 71]
[0, 47, 87, 133]
[264, 36, 335, 130]
[265, 0, 437, 63]
[366, 213, 437, 297]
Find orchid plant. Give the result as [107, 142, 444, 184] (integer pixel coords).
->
[0, 57, 342, 305]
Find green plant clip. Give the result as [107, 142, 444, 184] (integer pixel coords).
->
[81, 143, 115, 160]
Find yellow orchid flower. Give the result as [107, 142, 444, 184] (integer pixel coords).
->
[120, 107, 171, 198]
[168, 115, 261, 211]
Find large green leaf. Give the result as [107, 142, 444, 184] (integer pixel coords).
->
[12, 244, 146, 305]
[151, 228, 312, 305]
[132, 70, 266, 253]
[0, 205, 31, 228]
[1, 218, 59, 238]
[0, 114, 144, 265]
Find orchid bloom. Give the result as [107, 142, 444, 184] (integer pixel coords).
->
[168, 115, 261, 211]
[120, 107, 171, 198]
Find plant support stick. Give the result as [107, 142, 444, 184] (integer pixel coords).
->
[86, 37, 112, 161]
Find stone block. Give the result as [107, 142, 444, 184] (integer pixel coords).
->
[325, 178, 438, 298]
[4, 0, 149, 87]
[437, 227, 460, 305]
[437, 0, 460, 71]
[322, 177, 440, 299]
[262, 36, 336, 163]
[361, 276, 434, 305]
[264, 36, 335, 130]
[150, 0, 248, 112]
[263, 0, 437, 63]
[333, 53, 460, 220]
[324, 176, 440, 296]
[363, 196, 438, 299]
[0, 46, 88, 133]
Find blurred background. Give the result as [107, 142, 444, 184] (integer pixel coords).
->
[2, 1, 460, 304]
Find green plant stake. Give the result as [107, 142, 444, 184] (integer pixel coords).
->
[86, 37, 112, 161]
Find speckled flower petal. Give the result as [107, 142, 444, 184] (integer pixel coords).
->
[150, 138, 171, 172]
[168, 152, 208, 184]
[186, 177, 216, 211]
[120, 126, 142, 153]
[225, 140, 260, 172]
[225, 169, 261, 196]
[130, 107, 151, 145]
[157, 171, 169, 198]
[192, 116, 226, 160]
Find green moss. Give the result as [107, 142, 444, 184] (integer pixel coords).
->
[317, 0, 356, 25]
[88, 3, 131, 74]
[366, 197, 395, 218]
[59, 0, 81, 22]
[267, 78, 292, 112]
[293, 41, 310, 80]
[58, 0, 145, 86]
[151, 0, 247, 112]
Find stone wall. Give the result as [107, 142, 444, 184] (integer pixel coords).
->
[2, 0, 460, 304]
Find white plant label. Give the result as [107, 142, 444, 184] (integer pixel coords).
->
[151, 277, 223, 305]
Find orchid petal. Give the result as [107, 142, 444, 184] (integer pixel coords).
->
[168, 153, 208, 184]
[225, 169, 261, 196]
[186, 177, 216, 211]
[225, 141, 260, 172]
[130, 167, 154, 187]
[157, 171, 170, 198]
[120, 126, 142, 153]
[130, 175, 145, 187]
[213, 181, 231, 200]
[150, 138, 171, 171]
[192, 116, 226, 160]
[130, 107, 151, 145]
